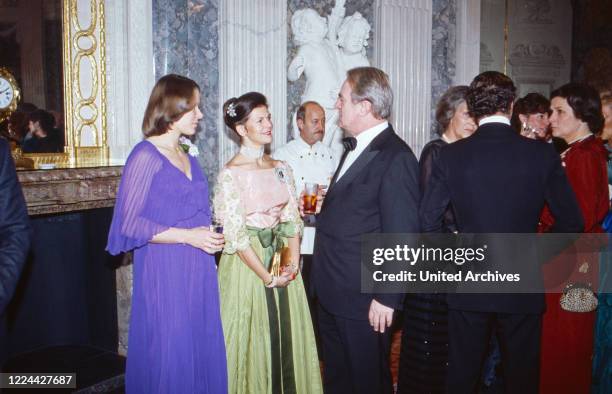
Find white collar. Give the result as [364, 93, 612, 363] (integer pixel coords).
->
[567, 132, 593, 145]
[478, 115, 511, 126]
[292, 135, 324, 151]
[354, 121, 389, 148]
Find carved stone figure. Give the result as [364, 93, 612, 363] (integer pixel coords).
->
[337, 12, 371, 72]
[288, 0, 371, 160]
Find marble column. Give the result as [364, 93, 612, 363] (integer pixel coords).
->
[431, 0, 456, 138]
[153, 0, 220, 182]
[218, 0, 288, 166]
[106, 0, 154, 162]
[454, 0, 480, 86]
[373, 0, 432, 156]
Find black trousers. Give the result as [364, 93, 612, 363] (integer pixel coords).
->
[317, 304, 393, 394]
[301, 255, 321, 358]
[446, 310, 541, 394]
[301, 255, 314, 293]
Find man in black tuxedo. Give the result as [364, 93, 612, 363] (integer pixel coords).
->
[419, 72, 583, 394]
[311, 67, 420, 394]
[0, 138, 31, 365]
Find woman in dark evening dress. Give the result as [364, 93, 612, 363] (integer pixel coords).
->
[398, 86, 475, 394]
[106, 74, 227, 393]
[538, 83, 608, 394]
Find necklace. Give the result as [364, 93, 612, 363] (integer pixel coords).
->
[441, 133, 453, 144]
[239, 145, 264, 159]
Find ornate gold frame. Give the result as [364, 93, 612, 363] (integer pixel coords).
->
[0, 67, 21, 124]
[23, 0, 108, 167]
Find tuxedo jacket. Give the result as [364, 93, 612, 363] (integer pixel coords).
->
[0, 138, 30, 363]
[419, 123, 584, 313]
[312, 126, 420, 320]
[0, 138, 30, 314]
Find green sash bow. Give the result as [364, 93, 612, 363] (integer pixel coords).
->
[247, 222, 296, 255]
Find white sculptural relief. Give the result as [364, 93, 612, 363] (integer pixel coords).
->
[288, 0, 370, 161]
[337, 11, 371, 72]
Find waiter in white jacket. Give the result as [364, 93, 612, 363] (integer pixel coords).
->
[273, 101, 338, 293]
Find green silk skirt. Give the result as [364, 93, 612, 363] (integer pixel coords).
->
[218, 225, 323, 394]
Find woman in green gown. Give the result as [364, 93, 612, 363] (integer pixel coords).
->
[213, 92, 322, 394]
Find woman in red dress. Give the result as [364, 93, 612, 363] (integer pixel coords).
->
[538, 83, 608, 393]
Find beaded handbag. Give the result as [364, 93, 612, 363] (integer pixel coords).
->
[559, 283, 598, 312]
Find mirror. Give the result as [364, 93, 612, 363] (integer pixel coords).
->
[0, 0, 64, 154]
[479, 0, 573, 98]
[0, 0, 109, 169]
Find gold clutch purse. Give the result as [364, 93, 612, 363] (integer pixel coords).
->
[269, 247, 296, 277]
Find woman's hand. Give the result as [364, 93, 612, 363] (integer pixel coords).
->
[281, 261, 300, 280]
[185, 226, 225, 254]
[273, 271, 295, 288]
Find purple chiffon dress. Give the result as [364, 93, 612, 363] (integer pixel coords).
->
[106, 141, 227, 394]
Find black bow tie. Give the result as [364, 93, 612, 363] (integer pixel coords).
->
[342, 137, 357, 151]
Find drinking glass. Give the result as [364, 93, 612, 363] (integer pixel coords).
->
[303, 182, 319, 215]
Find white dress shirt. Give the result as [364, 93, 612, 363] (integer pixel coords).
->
[478, 115, 511, 126]
[336, 121, 389, 181]
[273, 136, 338, 254]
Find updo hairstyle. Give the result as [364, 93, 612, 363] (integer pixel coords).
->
[223, 92, 268, 133]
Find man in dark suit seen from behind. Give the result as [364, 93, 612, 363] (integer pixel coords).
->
[0, 138, 31, 366]
[419, 71, 584, 394]
[311, 66, 420, 394]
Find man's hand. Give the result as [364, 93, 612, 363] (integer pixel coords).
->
[368, 299, 394, 333]
[298, 188, 325, 217]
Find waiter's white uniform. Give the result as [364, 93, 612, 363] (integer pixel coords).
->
[273, 136, 338, 254]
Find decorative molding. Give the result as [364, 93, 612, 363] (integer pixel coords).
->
[508, 43, 565, 98]
[218, 0, 288, 167]
[373, 0, 432, 156]
[509, 43, 565, 67]
[17, 165, 122, 216]
[518, 0, 552, 25]
[61, 0, 109, 164]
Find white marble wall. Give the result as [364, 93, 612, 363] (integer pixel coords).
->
[105, 0, 154, 161]
[373, 0, 432, 156]
[218, 0, 288, 167]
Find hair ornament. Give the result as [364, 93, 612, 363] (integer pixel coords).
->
[226, 102, 237, 118]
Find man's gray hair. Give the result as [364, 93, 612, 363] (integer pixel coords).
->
[346, 67, 393, 119]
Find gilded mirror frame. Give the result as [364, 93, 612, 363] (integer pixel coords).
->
[22, 0, 108, 167]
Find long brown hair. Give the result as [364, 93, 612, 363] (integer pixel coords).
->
[142, 74, 200, 137]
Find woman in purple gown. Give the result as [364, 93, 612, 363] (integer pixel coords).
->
[106, 74, 227, 393]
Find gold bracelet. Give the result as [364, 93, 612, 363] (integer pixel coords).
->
[264, 275, 274, 287]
